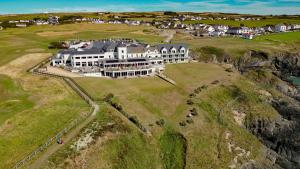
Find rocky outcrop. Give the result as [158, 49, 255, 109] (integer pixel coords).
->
[247, 98, 300, 169]
[272, 52, 300, 77]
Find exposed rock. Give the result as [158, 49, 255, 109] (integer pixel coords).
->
[246, 98, 300, 169]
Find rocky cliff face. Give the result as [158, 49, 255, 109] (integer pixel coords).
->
[247, 98, 300, 169]
[237, 50, 300, 169]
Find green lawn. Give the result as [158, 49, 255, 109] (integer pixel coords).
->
[0, 75, 33, 125]
[254, 31, 300, 43]
[184, 18, 300, 27]
[0, 73, 90, 168]
[74, 62, 274, 168]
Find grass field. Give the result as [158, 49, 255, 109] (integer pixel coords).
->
[74, 62, 278, 168]
[184, 18, 300, 27]
[173, 31, 300, 59]
[0, 21, 295, 168]
[0, 53, 90, 168]
[0, 23, 163, 66]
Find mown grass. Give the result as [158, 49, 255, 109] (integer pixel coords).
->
[254, 31, 300, 43]
[0, 75, 90, 168]
[75, 63, 273, 168]
[184, 18, 300, 27]
[0, 75, 33, 124]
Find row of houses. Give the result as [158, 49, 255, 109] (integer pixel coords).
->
[174, 15, 261, 22]
[51, 39, 190, 78]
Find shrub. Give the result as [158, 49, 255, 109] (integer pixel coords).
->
[179, 121, 186, 127]
[211, 80, 220, 85]
[189, 93, 196, 98]
[187, 99, 194, 105]
[186, 119, 194, 124]
[103, 93, 114, 102]
[156, 119, 165, 126]
[201, 85, 208, 89]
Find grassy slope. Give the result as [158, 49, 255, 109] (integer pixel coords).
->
[0, 23, 165, 168]
[0, 74, 89, 168]
[75, 62, 277, 168]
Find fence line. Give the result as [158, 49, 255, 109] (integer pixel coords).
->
[13, 60, 97, 169]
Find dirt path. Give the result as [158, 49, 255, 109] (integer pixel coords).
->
[45, 65, 83, 78]
[159, 30, 176, 43]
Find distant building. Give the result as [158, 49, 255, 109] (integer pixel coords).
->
[263, 25, 274, 32]
[291, 24, 300, 30]
[16, 23, 27, 28]
[227, 27, 243, 35]
[242, 33, 254, 40]
[52, 39, 190, 78]
[275, 24, 287, 32]
[48, 16, 59, 25]
[36, 20, 49, 25]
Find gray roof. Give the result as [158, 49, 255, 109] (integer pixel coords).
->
[127, 46, 145, 53]
[59, 40, 188, 55]
[156, 44, 188, 51]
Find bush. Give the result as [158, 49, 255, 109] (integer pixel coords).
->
[187, 99, 194, 105]
[179, 121, 186, 127]
[201, 85, 208, 89]
[189, 93, 196, 98]
[156, 119, 165, 126]
[103, 93, 114, 102]
[186, 119, 194, 124]
[194, 87, 202, 94]
[211, 80, 220, 85]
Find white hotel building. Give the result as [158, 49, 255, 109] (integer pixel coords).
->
[52, 40, 190, 78]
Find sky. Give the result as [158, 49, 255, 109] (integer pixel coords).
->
[0, 0, 299, 15]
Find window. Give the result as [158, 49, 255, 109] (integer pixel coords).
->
[93, 56, 98, 59]
[121, 50, 124, 53]
[100, 56, 104, 58]
[88, 56, 92, 59]
[82, 57, 86, 59]
[75, 57, 80, 59]
[88, 62, 93, 66]
[75, 62, 80, 66]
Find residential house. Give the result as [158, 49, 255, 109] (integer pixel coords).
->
[263, 25, 275, 32]
[16, 23, 27, 28]
[242, 33, 254, 40]
[291, 24, 300, 30]
[275, 24, 287, 32]
[48, 16, 59, 25]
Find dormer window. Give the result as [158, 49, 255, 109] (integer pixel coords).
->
[171, 47, 176, 54]
[161, 48, 167, 54]
[179, 47, 185, 53]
